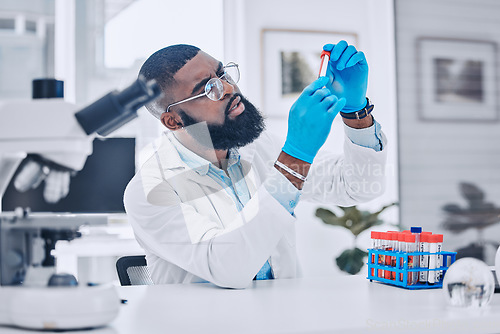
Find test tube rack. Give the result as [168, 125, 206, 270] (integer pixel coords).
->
[367, 249, 457, 290]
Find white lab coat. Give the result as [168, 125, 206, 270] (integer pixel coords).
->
[124, 130, 387, 289]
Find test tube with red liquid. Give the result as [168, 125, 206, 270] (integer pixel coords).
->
[318, 50, 330, 78]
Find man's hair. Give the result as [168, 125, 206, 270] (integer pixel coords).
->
[139, 44, 200, 119]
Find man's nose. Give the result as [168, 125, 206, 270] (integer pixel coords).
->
[222, 79, 234, 98]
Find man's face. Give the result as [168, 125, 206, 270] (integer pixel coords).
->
[169, 51, 265, 150]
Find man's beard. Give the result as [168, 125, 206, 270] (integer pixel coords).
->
[177, 94, 265, 150]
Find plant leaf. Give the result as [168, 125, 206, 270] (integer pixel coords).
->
[335, 247, 368, 275]
[315, 208, 350, 228]
[315, 208, 337, 220]
[316, 203, 398, 236]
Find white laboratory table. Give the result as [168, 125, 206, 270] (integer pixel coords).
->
[1, 275, 500, 334]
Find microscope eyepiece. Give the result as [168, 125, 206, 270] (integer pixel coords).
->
[75, 76, 162, 136]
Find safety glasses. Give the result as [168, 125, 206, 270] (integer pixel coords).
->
[165, 62, 240, 113]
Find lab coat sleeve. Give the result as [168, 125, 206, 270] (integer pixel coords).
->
[343, 118, 384, 152]
[124, 169, 296, 289]
[301, 130, 388, 206]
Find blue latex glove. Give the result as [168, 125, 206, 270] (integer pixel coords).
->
[323, 41, 368, 113]
[282, 76, 346, 163]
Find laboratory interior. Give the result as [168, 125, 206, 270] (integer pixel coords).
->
[0, 0, 500, 333]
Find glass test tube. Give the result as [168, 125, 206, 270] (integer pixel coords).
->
[383, 232, 393, 280]
[318, 50, 330, 78]
[398, 232, 406, 282]
[389, 232, 398, 280]
[410, 227, 422, 283]
[428, 234, 440, 284]
[405, 234, 417, 285]
[435, 234, 443, 281]
[419, 233, 431, 283]
[377, 232, 385, 278]
[370, 231, 379, 277]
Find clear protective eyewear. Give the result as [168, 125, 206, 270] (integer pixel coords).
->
[165, 62, 240, 113]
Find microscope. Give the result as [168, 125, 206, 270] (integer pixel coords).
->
[0, 77, 161, 330]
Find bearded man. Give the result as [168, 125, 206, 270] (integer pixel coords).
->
[124, 42, 387, 288]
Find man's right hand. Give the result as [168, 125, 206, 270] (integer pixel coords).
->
[282, 76, 346, 164]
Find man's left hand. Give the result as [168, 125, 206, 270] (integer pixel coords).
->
[323, 41, 368, 113]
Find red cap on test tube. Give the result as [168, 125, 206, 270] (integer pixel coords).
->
[405, 234, 416, 243]
[398, 233, 406, 242]
[429, 235, 439, 243]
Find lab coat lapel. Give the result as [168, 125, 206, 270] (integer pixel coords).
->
[182, 169, 223, 191]
[154, 131, 261, 228]
[158, 131, 263, 194]
[155, 133, 223, 192]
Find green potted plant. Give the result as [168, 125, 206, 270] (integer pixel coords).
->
[315, 202, 398, 275]
[442, 182, 500, 261]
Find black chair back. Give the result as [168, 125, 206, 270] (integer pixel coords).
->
[116, 255, 153, 286]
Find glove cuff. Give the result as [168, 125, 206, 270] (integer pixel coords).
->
[340, 97, 369, 113]
[282, 144, 315, 164]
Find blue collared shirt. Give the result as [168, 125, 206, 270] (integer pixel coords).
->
[170, 137, 251, 211]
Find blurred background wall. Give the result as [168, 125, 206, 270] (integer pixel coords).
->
[395, 0, 500, 266]
[1, 0, 498, 281]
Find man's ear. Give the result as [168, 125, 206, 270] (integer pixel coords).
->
[161, 112, 183, 130]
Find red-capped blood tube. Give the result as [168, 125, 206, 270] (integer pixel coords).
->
[370, 231, 380, 277]
[383, 232, 393, 280]
[435, 234, 444, 281]
[405, 234, 417, 285]
[379, 232, 388, 279]
[318, 50, 330, 78]
[428, 234, 439, 284]
[398, 232, 406, 282]
[389, 232, 398, 280]
[419, 233, 431, 283]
